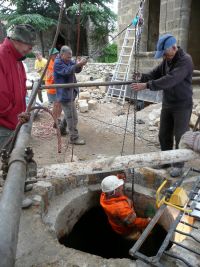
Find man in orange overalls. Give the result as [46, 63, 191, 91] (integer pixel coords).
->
[100, 175, 151, 240]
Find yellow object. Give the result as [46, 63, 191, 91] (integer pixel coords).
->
[169, 187, 189, 207]
[156, 180, 192, 213]
[34, 58, 47, 79]
[156, 180, 167, 208]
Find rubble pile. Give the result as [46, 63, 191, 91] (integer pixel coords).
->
[81, 62, 115, 80]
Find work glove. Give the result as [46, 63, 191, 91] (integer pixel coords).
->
[180, 131, 200, 152]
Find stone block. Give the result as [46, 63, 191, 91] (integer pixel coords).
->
[35, 181, 52, 188]
[79, 91, 90, 100]
[99, 86, 107, 93]
[88, 99, 98, 110]
[190, 113, 199, 129]
[79, 100, 88, 113]
[32, 195, 42, 206]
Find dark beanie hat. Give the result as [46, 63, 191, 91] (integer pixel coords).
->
[9, 24, 36, 46]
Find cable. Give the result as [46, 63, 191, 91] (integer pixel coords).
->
[79, 113, 159, 146]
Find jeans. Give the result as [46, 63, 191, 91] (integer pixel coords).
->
[61, 101, 78, 141]
[0, 126, 13, 150]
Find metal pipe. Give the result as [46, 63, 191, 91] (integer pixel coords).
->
[26, 80, 132, 91]
[0, 84, 36, 267]
[26, 76, 200, 91]
[41, 80, 133, 89]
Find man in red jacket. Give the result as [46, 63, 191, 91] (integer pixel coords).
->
[0, 24, 36, 150]
[100, 175, 151, 240]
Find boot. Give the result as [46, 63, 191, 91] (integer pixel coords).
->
[170, 167, 183, 178]
[70, 137, 85, 145]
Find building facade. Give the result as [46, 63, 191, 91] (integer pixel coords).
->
[118, 0, 200, 70]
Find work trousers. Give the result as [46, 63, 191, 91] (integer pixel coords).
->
[159, 107, 192, 167]
[0, 126, 13, 150]
[61, 101, 78, 141]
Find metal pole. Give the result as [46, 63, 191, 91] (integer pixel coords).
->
[0, 84, 36, 267]
[41, 80, 133, 89]
[26, 76, 200, 91]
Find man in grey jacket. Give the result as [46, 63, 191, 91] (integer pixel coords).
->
[131, 33, 193, 177]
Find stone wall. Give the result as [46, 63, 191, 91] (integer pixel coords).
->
[24, 58, 116, 80]
[118, 0, 191, 51]
[118, 0, 200, 70]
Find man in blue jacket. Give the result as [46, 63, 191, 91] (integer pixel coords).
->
[54, 46, 87, 145]
[131, 34, 193, 177]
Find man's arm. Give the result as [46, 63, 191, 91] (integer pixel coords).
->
[131, 63, 163, 91]
[75, 58, 87, 73]
[147, 57, 193, 91]
[54, 61, 76, 77]
[118, 199, 150, 229]
[140, 64, 163, 82]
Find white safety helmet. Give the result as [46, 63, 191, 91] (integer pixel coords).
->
[101, 175, 124, 193]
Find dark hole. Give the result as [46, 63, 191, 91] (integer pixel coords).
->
[59, 206, 172, 259]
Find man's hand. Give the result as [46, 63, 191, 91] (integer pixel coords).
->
[131, 83, 147, 92]
[147, 217, 151, 222]
[77, 58, 87, 68]
[18, 112, 31, 124]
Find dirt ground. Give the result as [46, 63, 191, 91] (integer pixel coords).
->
[29, 99, 200, 172]
[30, 100, 160, 167]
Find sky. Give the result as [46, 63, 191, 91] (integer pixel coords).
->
[1, 0, 119, 13]
[107, 0, 118, 14]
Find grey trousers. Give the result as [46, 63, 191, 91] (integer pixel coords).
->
[61, 101, 79, 141]
[159, 107, 192, 168]
[0, 126, 13, 150]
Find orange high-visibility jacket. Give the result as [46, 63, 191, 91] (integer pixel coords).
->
[45, 58, 56, 95]
[100, 193, 149, 236]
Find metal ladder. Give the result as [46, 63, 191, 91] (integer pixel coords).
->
[105, 24, 135, 105]
[129, 172, 200, 267]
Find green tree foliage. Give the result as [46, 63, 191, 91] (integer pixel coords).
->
[68, 1, 116, 44]
[0, 0, 116, 56]
[0, 0, 59, 29]
[97, 43, 117, 63]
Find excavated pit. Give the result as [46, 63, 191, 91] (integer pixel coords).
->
[17, 168, 199, 267]
[59, 205, 171, 259]
[44, 182, 174, 261]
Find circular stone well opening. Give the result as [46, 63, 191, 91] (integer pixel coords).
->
[59, 205, 171, 259]
[53, 187, 173, 259]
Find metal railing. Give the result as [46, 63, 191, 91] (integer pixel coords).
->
[0, 83, 37, 267]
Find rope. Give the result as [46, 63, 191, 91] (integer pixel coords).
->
[119, 0, 145, 200]
[30, 106, 62, 153]
[76, 0, 82, 59]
